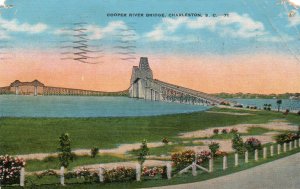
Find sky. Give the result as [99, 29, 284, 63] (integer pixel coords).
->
[0, 0, 300, 94]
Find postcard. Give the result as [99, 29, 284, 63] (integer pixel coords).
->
[0, 0, 299, 189]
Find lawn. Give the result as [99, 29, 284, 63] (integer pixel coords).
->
[0, 107, 297, 155]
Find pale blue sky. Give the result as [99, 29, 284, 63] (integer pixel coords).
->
[0, 0, 299, 56]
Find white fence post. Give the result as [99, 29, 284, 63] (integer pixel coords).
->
[223, 156, 227, 170]
[289, 142, 292, 151]
[254, 149, 258, 161]
[99, 166, 104, 183]
[136, 164, 141, 182]
[234, 153, 238, 166]
[270, 145, 274, 157]
[245, 151, 249, 163]
[20, 167, 25, 187]
[192, 162, 197, 176]
[209, 158, 213, 173]
[263, 147, 267, 159]
[167, 162, 172, 179]
[60, 166, 65, 186]
[294, 140, 297, 148]
[277, 144, 281, 155]
[298, 139, 300, 148]
[283, 143, 287, 152]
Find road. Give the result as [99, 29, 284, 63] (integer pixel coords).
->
[149, 152, 300, 189]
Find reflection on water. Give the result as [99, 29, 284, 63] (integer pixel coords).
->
[0, 95, 210, 117]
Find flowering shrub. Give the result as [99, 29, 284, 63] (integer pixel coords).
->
[215, 150, 227, 157]
[171, 150, 211, 171]
[142, 166, 165, 178]
[222, 129, 228, 134]
[213, 129, 219, 135]
[171, 150, 195, 170]
[230, 128, 238, 133]
[103, 167, 135, 183]
[196, 151, 211, 164]
[35, 169, 59, 179]
[0, 155, 25, 185]
[244, 137, 262, 152]
[275, 132, 299, 144]
[208, 142, 220, 157]
[67, 168, 98, 182]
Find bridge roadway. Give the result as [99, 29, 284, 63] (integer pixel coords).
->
[152, 79, 225, 105]
[129, 57, 228, 106]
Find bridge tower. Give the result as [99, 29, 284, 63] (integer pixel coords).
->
[129, 57, 161, 100]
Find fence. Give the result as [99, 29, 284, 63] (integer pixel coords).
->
[2, 139, 300, 187]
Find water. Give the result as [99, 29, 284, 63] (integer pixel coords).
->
[230, 98, 300, 111]
[0, 95, 210, 117]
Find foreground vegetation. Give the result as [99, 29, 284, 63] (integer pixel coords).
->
[1, 107, 299, 155]
[1, 107, 300, 188]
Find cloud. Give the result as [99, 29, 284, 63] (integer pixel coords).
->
[54, 21, 138, 41]
[288, 13, 300, 26]
[145, 12, 267, 41]
[286, 0, 300, 8]
[0, 17, 48, 34]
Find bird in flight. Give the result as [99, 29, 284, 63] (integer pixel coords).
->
[0, 0, 13, 9]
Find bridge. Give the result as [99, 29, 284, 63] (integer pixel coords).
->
[129, 57, 227, 106]
[0, 80, 128, 96]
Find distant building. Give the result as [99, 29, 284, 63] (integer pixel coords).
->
[0, 80, 128, 96]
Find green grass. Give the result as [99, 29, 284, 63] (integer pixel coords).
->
[26, 154, 128, 172]
[244, 127, 273, 135]
[1, 107, 294, 155]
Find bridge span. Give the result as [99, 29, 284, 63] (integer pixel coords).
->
[129, 57, 227, 106]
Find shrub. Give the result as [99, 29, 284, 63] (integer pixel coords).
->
[244, 137, 262, 152]
[208, 142, 220, 157]
[232, 133, 245, 154]
[215, 150, 227, 157]
[222, 129, 228, 134]
[35, 169, 59, 179]
[275, 132, 299, 144]
[297, 111, 300, 116]
[0, 155, 25, 185]
[171, 150, 195, 170]
[196, 151, 211, 164]
[90, 147, 99, 158]
[283, 109, 289, 115]
[230, 128, 238, 133]
[103, 167, 135, 183]
[171, 150, 211, 171]
[213, 129, 219, 135]
[142, 166, 164, 178]
[66, 168, 98, 183]
[162, 137, 169, 145]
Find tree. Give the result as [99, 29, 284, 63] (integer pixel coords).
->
[137, 139, 149, 166]
[232, 133, 245, 154]
[276, 99, 282, 112]
[58, 133, 73, 168]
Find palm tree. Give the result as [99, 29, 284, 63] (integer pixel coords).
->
[276, 99, 282, 112]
